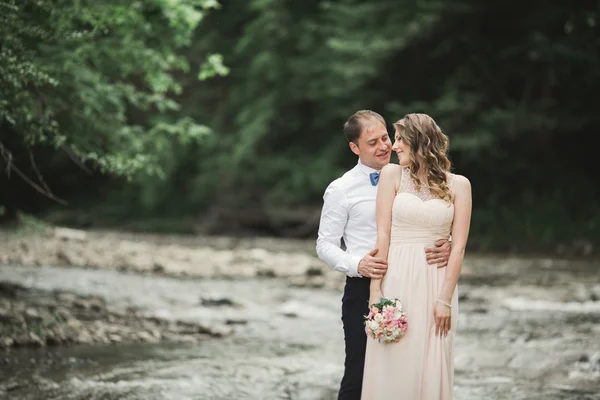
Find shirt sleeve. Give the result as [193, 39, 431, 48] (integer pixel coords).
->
[315, 181, 362, 278]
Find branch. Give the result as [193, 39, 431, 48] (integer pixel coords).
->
[27, 146, 53, 194]
[0, 140, 68, 205]
[57, 141, 92, 175]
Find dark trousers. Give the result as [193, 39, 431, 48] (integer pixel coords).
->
[338, 276, 370, 400]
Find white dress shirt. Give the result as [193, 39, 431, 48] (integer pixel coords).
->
[316, 160, 380, 277]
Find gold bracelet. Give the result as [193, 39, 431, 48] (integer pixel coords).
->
[436, 299, 452, 308]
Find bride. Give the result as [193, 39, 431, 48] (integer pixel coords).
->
[361, 113, 472, 399]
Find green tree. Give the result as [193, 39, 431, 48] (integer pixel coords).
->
[0, 0, 224, 205]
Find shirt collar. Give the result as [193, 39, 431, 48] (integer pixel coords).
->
[357, 159, 380, 176]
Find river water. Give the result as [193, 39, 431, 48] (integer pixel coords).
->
[1, 255, 600, 399]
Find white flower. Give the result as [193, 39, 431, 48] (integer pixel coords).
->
[368, 320, 380, 331]
[374, 313, 384, 323]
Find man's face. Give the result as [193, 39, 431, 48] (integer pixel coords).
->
[350, 120, 392, 170]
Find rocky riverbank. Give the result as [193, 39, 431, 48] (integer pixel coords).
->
[2, 227, 600, 295]
[2, 226, 600, 353]
[0, 281, 231, 350]
[0, 227, 324, 351]
[0, 227, 334, 288]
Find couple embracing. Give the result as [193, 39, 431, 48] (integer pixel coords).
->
[316, 111, 472, 400]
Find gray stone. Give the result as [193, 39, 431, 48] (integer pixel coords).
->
[136, 331, 155, 342]
[28, 332, 45, 347]
[54, 227, 87, 241]
[24, 308, 41, 320]
[108, 334, 122, 343]
[572, 283, 591, 302]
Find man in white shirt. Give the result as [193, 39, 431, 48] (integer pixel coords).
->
[316, 110, 450, 400]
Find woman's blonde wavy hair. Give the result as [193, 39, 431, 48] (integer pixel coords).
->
[393, 113, 453, 203]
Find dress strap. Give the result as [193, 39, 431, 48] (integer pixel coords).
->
[447, 173, 456, 188]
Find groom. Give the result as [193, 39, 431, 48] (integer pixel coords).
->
[316, 110, 450, 400]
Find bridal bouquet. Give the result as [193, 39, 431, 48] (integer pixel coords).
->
[364, 297, 408, 343]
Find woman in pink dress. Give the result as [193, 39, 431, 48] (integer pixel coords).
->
[361, 113, 472, 400]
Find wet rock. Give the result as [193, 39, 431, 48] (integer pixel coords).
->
[0, 285, 232, 350]
[24, 308, 42, 321]
[177, 334, 199, 344]
[56, 250, 73, 265]
[256, 269, 277, 278]
[305, 266, 324, 277]
[201, 295, 239, 307]
[590, 285, 600, 301]
[28, 332, 45, 347]
[14, 333, 32, 347]
[75, 330, 93, 344]
[55, 307, 72, 320]
[56, 292, 77, 303]
[152, 263, 165, 273]
[4, 379, 25, 392]
[67, 319, 82, 329]
[136, 331, 157, 342]
[108, 334, 122, 343]
[307, 277, 326, 288]
[288, 275, 327, 289]
[0, 282, 23, 298]
[225, 319, 248, 325]
[149, 329, 162, 339]
[73, 298, 105, 313]
[199, 324, 233, 337]
[246, 248, 269, 262]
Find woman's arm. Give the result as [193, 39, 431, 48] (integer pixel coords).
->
[369, 164, 400, 304]
[434, 175, 472, 336]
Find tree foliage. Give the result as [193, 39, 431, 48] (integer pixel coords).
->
[0, 0, 222, 183]
[175, 0, 598, 248]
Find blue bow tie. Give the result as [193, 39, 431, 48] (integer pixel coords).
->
[369, 172, 380, 186]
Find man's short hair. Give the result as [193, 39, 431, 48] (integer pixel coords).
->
[343, 110, 386, 144]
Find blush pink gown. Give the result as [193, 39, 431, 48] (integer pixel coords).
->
[361, 167, 458, 400]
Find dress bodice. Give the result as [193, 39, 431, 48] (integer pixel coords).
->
[390, 167, 455, 246]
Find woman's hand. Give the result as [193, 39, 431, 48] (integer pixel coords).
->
[433, 301, 451, 337]
[369, 291, 383, 306]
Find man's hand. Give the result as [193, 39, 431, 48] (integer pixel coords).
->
[358, 248, 388, 279]
[425, 239, 451, 268]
